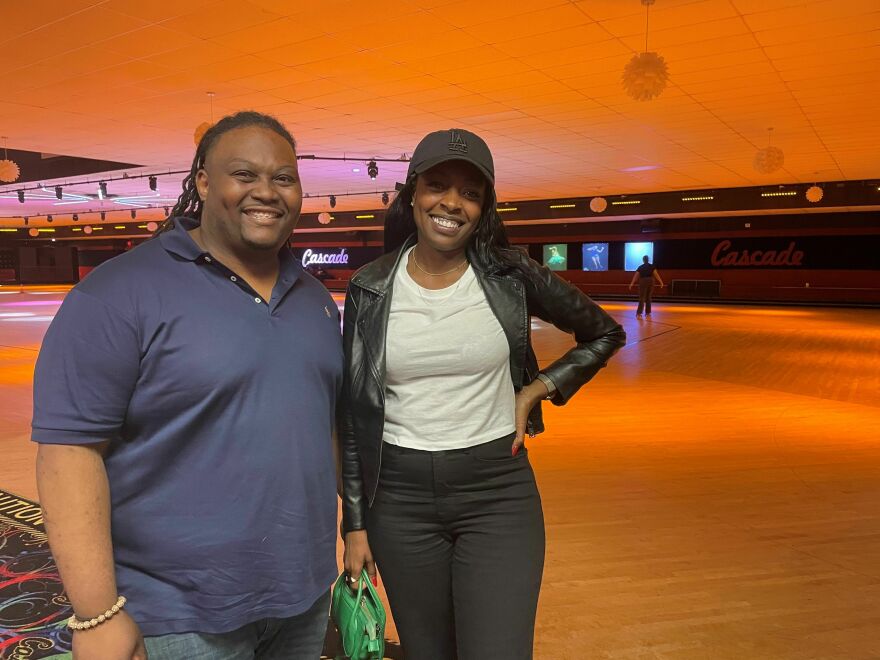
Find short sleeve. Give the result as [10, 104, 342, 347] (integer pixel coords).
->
[31, 288, 140, 445]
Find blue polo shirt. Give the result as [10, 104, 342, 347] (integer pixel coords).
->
[31, 217, 343, 636]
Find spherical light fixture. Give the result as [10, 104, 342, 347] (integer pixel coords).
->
[589, 197, 608, 213]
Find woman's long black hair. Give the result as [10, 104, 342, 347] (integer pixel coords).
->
[384, 172, 533, 278]
[157, 111, 296, 233]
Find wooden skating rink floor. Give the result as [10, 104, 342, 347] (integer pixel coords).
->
[1, 286, 878, 659]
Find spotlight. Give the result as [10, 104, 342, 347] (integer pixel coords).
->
[131, 209, 137, 219]
[329, 195, 336, 209]
[164, 206, 170, 216]
[99, 181, 107, 198]
[24, 217, 28, 226]
[149, 176, 157, 191]
[47, 215, 53, 223]
[72, 213, 79, 221]
[367, 160, 378, 180]
[382, 191, 389, 205]
[55, 186, 63, 200]
[17, 190, 24, 203]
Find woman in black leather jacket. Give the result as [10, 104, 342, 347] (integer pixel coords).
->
[339, 128, 626, 660]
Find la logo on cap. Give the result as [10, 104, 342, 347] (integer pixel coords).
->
[448, 130, 468, 154]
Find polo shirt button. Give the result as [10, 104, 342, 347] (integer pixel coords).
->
[254, 297, 262, 304]
[204, 256, 212, 263]
[230, 276, 237, 282]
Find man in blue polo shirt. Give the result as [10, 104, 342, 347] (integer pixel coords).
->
[32, 112, 341, 659]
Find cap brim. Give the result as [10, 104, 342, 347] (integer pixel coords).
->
[410, 154, 494, 185]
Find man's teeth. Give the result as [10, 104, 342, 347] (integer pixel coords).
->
[431, 216, 459, 229]
[247, 211, 279, 219]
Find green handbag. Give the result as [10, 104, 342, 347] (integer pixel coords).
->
[330, 570, 386, 660]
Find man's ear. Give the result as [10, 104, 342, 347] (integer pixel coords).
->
[195, 169, 208, 202]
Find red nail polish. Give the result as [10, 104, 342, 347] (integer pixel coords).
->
[512, 445, 520, 456]
[371, 576, 378, 587]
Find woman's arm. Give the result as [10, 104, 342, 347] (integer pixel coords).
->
[338, 288, 377, 585]
[524, 257, 627, 404]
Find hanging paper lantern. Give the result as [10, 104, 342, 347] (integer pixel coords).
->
[805, 185, 823, 203]
[589, 197, 608, 213]
[753, 146, 784, 174]
[0, 159, 21, 183]
[193, 122, 213, 147]
[622, 52, 669, 101]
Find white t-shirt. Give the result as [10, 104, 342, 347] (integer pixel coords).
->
[383, 247, 516, 451]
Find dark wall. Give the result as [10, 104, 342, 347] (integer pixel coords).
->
[18, 246, 78, 284]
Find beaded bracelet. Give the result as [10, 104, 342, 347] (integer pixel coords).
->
[67, 595, 127, 631]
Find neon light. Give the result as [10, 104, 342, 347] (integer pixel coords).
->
[355, 214, 375, 219]
[549, 204, 576, 209]
[301, 248, 349, 268]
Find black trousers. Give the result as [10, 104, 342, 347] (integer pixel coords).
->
[637, 278, 654, 315]
[366, 433, 545, 660]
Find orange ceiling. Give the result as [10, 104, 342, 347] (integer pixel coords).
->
[1, 0, 879, 224]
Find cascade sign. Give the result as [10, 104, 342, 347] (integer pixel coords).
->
[301, 248, 349, 268]
[711, 240, 804, 267]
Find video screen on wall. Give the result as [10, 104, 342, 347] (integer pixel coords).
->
[543, 244, 568, 271]
[625, 242, 654, 271]
[581, 243, 609, 271]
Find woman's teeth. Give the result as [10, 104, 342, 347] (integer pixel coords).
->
[431, 216, 459, 229]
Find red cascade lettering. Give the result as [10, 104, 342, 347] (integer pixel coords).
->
[711, 240, 804, 267]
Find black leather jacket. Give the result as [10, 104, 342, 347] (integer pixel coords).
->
[339, 237, 626, 532]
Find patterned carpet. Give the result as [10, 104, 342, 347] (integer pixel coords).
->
[0, 489, 71, 659]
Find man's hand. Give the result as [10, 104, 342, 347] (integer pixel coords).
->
[72, 610, 146, 660]
[512, 380, 548, 456]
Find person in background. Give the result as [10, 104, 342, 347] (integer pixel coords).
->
[629, 254, 665, 317]
[32, 111, 341, 660]
[339, 128, 626, 659]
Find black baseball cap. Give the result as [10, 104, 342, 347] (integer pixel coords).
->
[406, 128, 495, 185]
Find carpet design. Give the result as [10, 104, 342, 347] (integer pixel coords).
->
[0, 489, 71, 659]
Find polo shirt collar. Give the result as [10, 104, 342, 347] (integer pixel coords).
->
[159, 216, 302, 285]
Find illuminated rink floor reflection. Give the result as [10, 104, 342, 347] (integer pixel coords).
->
[1, 286, 879, 659]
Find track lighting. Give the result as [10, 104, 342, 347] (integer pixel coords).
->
[47, 215, 53, 223]
[17, 190, 24, 203]
[72, 214, 79, 221]
[99, 181, 107, 198]
[329, 195, 336, 209]
[55, 186, 63, 200]
[382, 191, 389, 205]
[164, 206, 170, 216]
[23, 217, 28, 226]
[100, 211, 106, 221]
[367, 160, 378, 180]
[131, 209, 137, 219]
[149, 176, 157, 191]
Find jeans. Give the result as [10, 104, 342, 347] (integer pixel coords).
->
[143, 590, 330, 660]
[367, 433, 545, 660]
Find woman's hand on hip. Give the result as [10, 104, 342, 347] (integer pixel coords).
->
[343, 530, 378, 588]
[513, 380, 549, 455]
